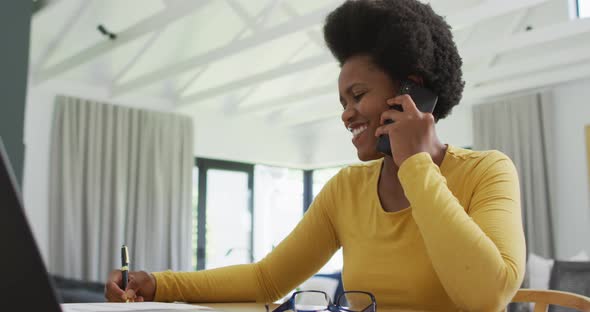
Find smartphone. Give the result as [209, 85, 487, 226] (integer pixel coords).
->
[376, 79, 439, 156]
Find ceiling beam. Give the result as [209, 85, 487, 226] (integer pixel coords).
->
[178, 54, 334, 105]
[176, 65, 210, 97]
[162, 0, 181, 6]
[230, 40, 312, 109]
[280, 2, 325, 48]
[225, 0, 261, 32]
[256, 0, 284, 28]
[467, 44, 590, 85]
[446, 0, 551, 30]
[177, 0, 563, 109]
[32, 0, 92, 74]
[110, 29, 164, 85]
[283, 47, 590, 127]
[234, 84, 334, 116]
[460, 17, 590, 62]
[480, 8, 530, 69]
[508, 8, 532, 35]
[111, 3, 336, 97]
[463, 62, 590, 103]
[234, 85, 261, 107]
[173, 0, 285, 99]
[33, 0, 210, 85]
[239, 18, 590, 120]
[176, 2, 324, 107]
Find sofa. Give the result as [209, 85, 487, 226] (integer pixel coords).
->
[51, 275, 106, 303]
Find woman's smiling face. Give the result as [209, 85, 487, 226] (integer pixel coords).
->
[339, 55, 400, 161]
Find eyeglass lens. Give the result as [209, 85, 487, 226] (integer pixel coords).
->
[337, 292, 374, 312]
[293, 291, 330, 312]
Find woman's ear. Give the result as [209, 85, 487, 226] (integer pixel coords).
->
[407, 75, 424, 87]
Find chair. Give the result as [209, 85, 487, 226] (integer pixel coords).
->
[511, 289, 590, 312]
[549, 260, 590, 312]
[314, 272, 344, 300]
[296, 272, 342, 304]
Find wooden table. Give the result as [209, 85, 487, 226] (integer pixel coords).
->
[199, 303, 275, 312]
[199, 303, 425, 312]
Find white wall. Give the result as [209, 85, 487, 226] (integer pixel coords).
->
[190, 109, 306, 168]
[22, 88, 54, 264]
[551, 77, 590, 259]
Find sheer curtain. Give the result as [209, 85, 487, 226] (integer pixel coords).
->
[473, 91, 556, 259]
[48, 95, 194, 281]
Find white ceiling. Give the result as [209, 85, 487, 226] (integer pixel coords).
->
[28, 0, 590, 168]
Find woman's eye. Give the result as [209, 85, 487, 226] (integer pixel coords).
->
[353, 93, 365, 102]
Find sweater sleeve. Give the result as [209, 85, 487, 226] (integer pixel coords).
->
[397, 152, 526, 312]
[152, 174, 341, 303]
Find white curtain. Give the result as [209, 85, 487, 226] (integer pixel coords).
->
[473, 91, 556, 259]
[48, 95, 194, 282]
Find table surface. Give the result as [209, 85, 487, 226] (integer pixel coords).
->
[199, 303, 426, 312]
[199, 303, 272, 312]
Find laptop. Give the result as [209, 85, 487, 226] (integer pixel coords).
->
[0, 137, 62, 311]
[0, 138, 212, 312]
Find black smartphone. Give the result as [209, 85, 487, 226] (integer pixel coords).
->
[376, 79, 439, 156]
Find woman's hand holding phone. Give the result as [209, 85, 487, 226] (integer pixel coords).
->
[375, 94, 439, 167]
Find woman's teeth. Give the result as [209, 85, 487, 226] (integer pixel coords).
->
[351, 125, 368, 137]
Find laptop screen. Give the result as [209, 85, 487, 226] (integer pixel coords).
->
[0, 138, 62, 311]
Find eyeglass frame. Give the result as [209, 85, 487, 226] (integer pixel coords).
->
[272, 290, 377, 312]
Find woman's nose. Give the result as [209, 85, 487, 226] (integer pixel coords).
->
[341, 104, 355, 124]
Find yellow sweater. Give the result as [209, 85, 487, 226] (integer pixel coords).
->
[153, 145, 526, 311]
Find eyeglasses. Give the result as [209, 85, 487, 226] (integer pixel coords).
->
[272, 290, 376, 312]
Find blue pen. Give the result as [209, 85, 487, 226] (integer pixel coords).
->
[121, 245, 129, 302]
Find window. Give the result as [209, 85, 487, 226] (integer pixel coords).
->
[253, 165, 304, 261]
[191, 167, 199, 270]
[312, 167, 343, 198]
[578, 0, 589, 18]
[191, 158, 347, 274]
[193, 159, 305, 270]
[312, 166, 346, 274]
[205, 169, 252, 269]
[195, 158, 254, 270]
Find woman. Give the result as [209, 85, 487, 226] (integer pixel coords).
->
[105, 0, 526, 310]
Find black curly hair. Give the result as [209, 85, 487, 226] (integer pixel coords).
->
[323, 0, 464, 121]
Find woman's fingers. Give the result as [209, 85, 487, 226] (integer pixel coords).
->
[105, 281, 126, 302]
[380, 109, 404, 125]
[105, 270, 126, 302]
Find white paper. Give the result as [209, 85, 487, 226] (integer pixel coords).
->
[61, 302, 213, 312]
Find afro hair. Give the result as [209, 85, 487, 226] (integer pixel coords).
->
[323, 0, 465, 120]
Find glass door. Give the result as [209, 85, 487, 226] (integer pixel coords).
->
[195, 158, 254, 270]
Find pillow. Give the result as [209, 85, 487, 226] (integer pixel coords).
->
[567, 250, 590, 261]
[527, 253, 554, 290]
[527, 250, 590, 290]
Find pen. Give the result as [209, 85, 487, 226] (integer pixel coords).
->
[121, 245, 129, 302]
